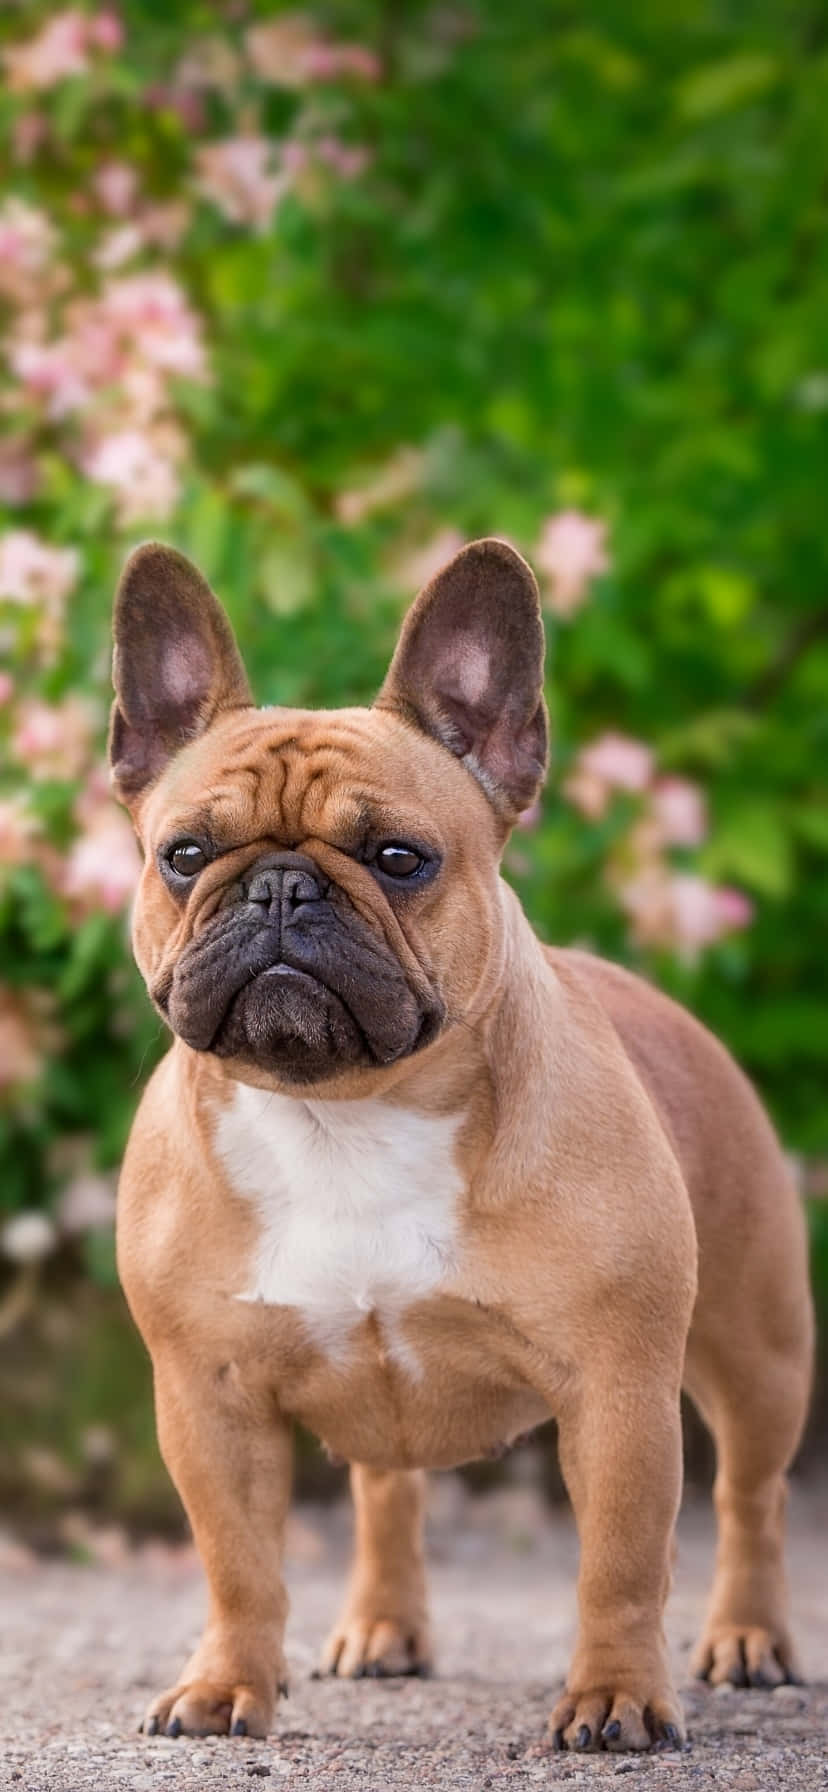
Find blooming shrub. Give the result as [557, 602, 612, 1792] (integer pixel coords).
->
[0, 0, 826, 1298]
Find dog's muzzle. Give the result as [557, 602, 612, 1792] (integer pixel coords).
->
[163, 850, 444, 1083]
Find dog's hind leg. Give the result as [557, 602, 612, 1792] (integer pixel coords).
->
[319, 1466, 432, 1678]
[685, 1266, 813, 1688]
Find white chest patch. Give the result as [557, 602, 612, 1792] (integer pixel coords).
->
[213, 1082, 464, 1357]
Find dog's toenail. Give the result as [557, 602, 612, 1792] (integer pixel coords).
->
[145, 1716, 159, 1736]
[551, 1729, 564, 1751]
[231, 1717, 247, 1736]
[663, 1723, 680, 1745]
[279, 1679, 289, 1698]
[603, 1719, 621, 1741]
[576, 1724, 591, 1748]
[166, 1717, 181, 1738]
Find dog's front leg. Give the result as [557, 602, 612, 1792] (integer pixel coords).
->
[549, 1370, 685, 1753]
[320, 1467, 431, 1677]
[142, 1356, 292, 1740]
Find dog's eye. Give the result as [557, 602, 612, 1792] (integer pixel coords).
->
[167, 840, 209, 879]
[376, 843, 424, 879]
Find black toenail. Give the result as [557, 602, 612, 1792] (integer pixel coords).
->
[231, 1717, 247, 1736]
[603, 1720, 621, 1742]
[576, 1724, 591, 1749]
[663, 1723, 680, 1745]
[145, 1716, 159, 1736]
[365, 1662, 383, 1678]
[166, 1717, 181, 1738]
[551, 1729, 564, 1751]
[279, 1679, 289, 1698]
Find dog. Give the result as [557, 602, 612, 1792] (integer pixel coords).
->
[111, 536, 813, 1751]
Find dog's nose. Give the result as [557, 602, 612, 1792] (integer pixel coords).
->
[244, 852, 327, 915]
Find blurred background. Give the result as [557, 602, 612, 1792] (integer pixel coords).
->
[0, 0, 826, 1551]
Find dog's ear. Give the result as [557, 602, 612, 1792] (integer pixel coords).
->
[109, 543, 252, 803]
[377, 537, 548, 821]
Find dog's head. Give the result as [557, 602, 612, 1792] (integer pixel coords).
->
[110, 538, 547, 1092]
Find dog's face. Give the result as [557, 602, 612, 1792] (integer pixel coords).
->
[110, 539, 547, 1093]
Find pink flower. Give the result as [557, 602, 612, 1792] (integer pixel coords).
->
[143, 83, 207, 133]
[195, 136, 289, 231]
[303, 42, 382, 81]
[93, 160, 138, 216]
[11, 112, 48, 163]
[316, 136, 372, 179]
[671, 875, 753, 948]
[709, 886, 754, 932]
[56, 1171, 117, 1234]
[564, 731, 653, 818]
[619, 868, 753, 954]
[80, 429, 180, 524]
[649, 776, 707, 848]
[0, 531, 79, 611]
[140, 201, 191, 250]
[100, 272, 207, 378]
[0, 438, 39, 506]
[579, 732, 653, 790]
[64, 813, 141, 915]
[246, 17, 322, 85]
[535, 510, 610, 618]
[93, 223, 144, 270]
[11, 696, 95, 781]
[281, 140, 310, 177]
[87, 10, 124, 53]
[0, 798, 38, 867]
[0, 197, 59, 303]
[8, 336, 91, 418]
[3, 11, 89, 92]
[176, 38, 241, 90]
[245, 17, 380, 86]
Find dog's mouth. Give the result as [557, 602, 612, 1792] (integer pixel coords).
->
[162, 916, 444, 1085]
[213, 961, 365, 1081]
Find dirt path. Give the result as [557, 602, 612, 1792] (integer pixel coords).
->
[2, 1484, 826, 1791]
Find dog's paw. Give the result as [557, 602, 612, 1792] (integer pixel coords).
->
[318, 1612, 431, 1679]
[141, 1673, 286, 1739]
[691, 1624, 801, 1689]
[548, 1683, 685, 1753]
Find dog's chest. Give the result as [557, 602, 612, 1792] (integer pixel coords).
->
[213, 1083, 463, 1355]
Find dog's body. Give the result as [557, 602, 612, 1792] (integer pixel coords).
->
[112, 540, 813, 1752]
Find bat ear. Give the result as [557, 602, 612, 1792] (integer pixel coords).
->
[109, 543, 251, 803]
[377, 537, 548, 821]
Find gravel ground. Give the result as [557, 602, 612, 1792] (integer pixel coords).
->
[2, 1482, 826, 1792]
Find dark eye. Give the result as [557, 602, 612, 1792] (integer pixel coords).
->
[376, 843, 424, 879]
[167, 839, 209, 879]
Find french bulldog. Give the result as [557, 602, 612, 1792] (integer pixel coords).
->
[111, 538, 813, 1751]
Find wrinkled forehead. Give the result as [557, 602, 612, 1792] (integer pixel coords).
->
[139, 704, 459, 849]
